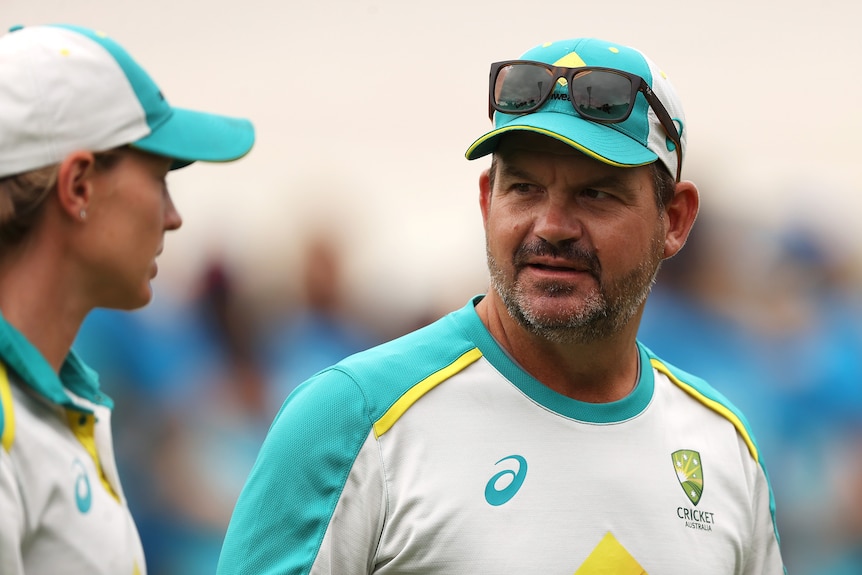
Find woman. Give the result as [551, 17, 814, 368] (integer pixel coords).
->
[0, 24, 254, 574]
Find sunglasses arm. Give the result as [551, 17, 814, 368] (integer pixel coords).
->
[640, 82, 683, 181]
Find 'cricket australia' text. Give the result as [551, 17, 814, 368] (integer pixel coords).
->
[677, 507, 715, 531]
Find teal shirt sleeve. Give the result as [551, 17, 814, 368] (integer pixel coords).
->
[218, 301, 484, 574]
[217, 366, 377, 575]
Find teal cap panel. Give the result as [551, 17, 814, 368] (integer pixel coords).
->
[132, 107, 256, 167]
[46, 24, 255, 168]
[49, 24, 172, 132]
[520, 38, 653, 82]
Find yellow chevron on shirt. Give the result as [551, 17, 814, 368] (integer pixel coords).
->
[574, 532, 648, 574]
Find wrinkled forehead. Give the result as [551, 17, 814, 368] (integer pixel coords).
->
[491, 132, 652, 188]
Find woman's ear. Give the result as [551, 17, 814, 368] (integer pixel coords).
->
[663, 180, 700, 259]
[55, 151, 96, 221]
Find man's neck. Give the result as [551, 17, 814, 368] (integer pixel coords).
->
[475, 293, 642, 403]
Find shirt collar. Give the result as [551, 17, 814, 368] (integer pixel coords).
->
[0, 310, 111, 411]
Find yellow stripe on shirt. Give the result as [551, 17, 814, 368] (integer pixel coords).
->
[651, 358, 758, 463]
[0, 363, 15, 453]
[374, 348, 483, 438]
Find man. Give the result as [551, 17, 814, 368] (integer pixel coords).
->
[218, 37, 784, 574]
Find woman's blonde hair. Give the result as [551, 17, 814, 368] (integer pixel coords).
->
[0, 148, 127, 248]
[0, 164, 60, 247]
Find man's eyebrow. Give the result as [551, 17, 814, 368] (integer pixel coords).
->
[497, 163, 536, 182]
[579, 173, 634, 190]
[498, 162, 637, 192]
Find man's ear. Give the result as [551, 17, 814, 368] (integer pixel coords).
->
[55, 151, 96, 221]
[479, 168, 492, 225]
[663, 180, 700, 259]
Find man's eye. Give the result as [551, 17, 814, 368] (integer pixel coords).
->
[582, 188, 610, 199]
[512, 183, 538, 194]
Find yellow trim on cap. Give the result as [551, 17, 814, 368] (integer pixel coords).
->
[0, 363, 15, 453]
[465, 125, 652, 170]
[374, 348, 483, 438]
[651, 358, 759, 463]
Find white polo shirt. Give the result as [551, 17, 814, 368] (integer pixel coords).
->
[0, 312, 145, 575]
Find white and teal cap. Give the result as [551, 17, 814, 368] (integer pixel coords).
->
[0, 24, 255, 178]
[465, 38, 685, 179]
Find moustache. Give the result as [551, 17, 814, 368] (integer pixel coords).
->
[513, 239, 601, 277]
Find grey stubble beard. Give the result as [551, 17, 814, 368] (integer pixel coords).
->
[486, 236, 664, 344]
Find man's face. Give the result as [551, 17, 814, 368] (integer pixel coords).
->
[480, 132, 669, 344]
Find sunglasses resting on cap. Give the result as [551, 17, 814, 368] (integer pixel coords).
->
[465, 38, 687, 183]
[488, 60, 683, 181]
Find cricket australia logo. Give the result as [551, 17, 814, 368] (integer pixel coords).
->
[672, 449, 703, 505]
[673, 449, 716, 532]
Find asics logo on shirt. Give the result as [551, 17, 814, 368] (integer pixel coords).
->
[72, 459, 92, 513]
[485, 455, 527, 506]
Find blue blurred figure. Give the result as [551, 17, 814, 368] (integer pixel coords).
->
[260, 234, 379, 408]
[76, 260, 270, 575]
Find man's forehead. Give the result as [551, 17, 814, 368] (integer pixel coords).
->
[494, 132, 620, 178]
[491, 131, 659, 197]
[493, 131, 655, 179]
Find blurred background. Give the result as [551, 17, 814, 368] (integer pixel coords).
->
[5, 0, 862, 572]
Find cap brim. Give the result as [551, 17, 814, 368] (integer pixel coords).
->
[465, 111, 658, 169]
[131, 107, 255, 170]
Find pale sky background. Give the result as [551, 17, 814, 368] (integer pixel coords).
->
[5, 0, 861, 321]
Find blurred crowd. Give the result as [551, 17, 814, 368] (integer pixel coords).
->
[74, 212, 862, 574]
[640, 212, 862, 574]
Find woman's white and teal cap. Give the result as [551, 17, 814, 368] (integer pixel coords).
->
[465, 38, 685, 179]
[0, 24, 255, 179]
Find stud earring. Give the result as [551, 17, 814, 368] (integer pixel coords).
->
[79, 209, 87, 220]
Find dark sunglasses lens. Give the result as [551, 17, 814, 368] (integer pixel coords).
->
[494, 64, 554, 114]
[569, 70, 633, 121]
